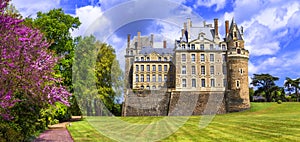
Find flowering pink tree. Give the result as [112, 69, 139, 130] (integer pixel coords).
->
[0, 0, 71, 120]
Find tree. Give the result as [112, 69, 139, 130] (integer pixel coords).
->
[95, 42, 123, 116]
[73, 35, 98, 116]
[25, 8, 82, 115]
[73, 35, 123, 116]
[284, 77, 300, 102]
[251, 74, 279, 102]
[25, 8, 81, 91]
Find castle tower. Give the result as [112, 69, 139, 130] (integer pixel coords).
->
[225, 19, 250, 112]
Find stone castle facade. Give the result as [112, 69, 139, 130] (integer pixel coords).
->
[122, 18, 250, 116]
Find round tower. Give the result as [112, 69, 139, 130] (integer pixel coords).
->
[225, 19, 250, 112]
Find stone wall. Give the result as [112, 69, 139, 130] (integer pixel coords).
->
[168, 91, 226, 116]
[123, 91, 171, 116]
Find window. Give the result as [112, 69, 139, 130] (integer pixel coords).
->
[237, 49, 241, 54]
[152, 86, 156, 89]
[182, 44, 186, 49]
[239, 68, 243, 74]
[182, 79, 186, 88]
[147, 65, 150, 71]
[164, 65, 168, 72]
[192, 79, 196, 88]
[191, 44, 195, 50]
[152, 65, 156, 71]
[136, 75, 139, 82]
[158, 57, 161, 61]
[200, 54, 205, 62]
[210, 44, 214, 50]
[164, 57, 168, 61]
[182, 66, 186, 74]
[201, 79, 205, 87]
[223, 79, 227, 88]
[222, 65, 227, 75]
[141, 65, 144, 71]
[141, 85, 144, 89]
[136, 65, 139, 71]
[141, 57, 144, 61]
[192, 66, 196, 75]
[201, 66, 205, 75]
[210, 66, 214, 75]
[135, 57, 139, 61]
[222, 44, 226, 50]
[236, 80, 240, 88]
[191, 54, 195, 62]
[164, 75, 167, 81]
[152, 75, 156, 82]
[147, 57, 150, 61]
[211, 79, 215, 87]
[158, 75, 162, 82]
[222, 54, 226, 62]
[234, 32, 237, 38]
[200, 44, 204, 50]
[210, 54, 214, 62]
[146, 86, 150, 89]
[147, 74, 150, 82]
[182, 54, 186, 62]
[141, 75, 144, 82]
[158, 65, 162, 71]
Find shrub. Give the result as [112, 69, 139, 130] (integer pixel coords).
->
[277, 100, 282, 104]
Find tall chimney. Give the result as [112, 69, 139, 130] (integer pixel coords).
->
[225, 20, 229, 36]
[184, 22, 187, 31]
[137, 31, 141, 48]
[150, 34, 154, 47]
[181, 29, 184, 37]
[214, 18, 219, 38]
[163, 40, 167, 48]
[127, 34, 131, 48]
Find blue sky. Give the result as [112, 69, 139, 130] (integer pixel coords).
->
[11, 0, 300, 86]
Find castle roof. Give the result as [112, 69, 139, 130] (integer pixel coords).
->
[129, 36, 151, 49]
[139, 47, 174, 55]
[182, 26, 216, 42]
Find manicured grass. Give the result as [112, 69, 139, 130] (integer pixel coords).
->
[68, 102, 300, 141]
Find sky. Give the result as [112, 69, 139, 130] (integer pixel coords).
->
[11, 0, 300, 87]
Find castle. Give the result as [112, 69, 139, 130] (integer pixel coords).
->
[122, 18, 250, 116]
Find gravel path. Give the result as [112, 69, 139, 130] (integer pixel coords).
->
[34, 117, 81, 142]
[34, 122, 73, 142]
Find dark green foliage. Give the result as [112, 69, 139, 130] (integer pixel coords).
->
[284, 77, 300, 102]
[251, 74, 279, 102]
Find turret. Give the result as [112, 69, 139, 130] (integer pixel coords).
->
[226, 18, 250, 112]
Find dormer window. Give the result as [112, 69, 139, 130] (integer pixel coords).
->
[234, 32, 237, 38]
[236, 42, 239, 47]
[200, 44, 204, 50]
[158, 57, 161, 61]
[182, 44, 186, 49]
[147, 57, 150, 61]
[141, 57, 144, 61]
[222, 44, 226, 50]
[191, 44, 195, 50]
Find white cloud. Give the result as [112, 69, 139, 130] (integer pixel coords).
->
[194, 0, 226, 11]
[11, 0, 60, 17]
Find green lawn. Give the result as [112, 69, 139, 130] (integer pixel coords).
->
[68, 102, 300, 141]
